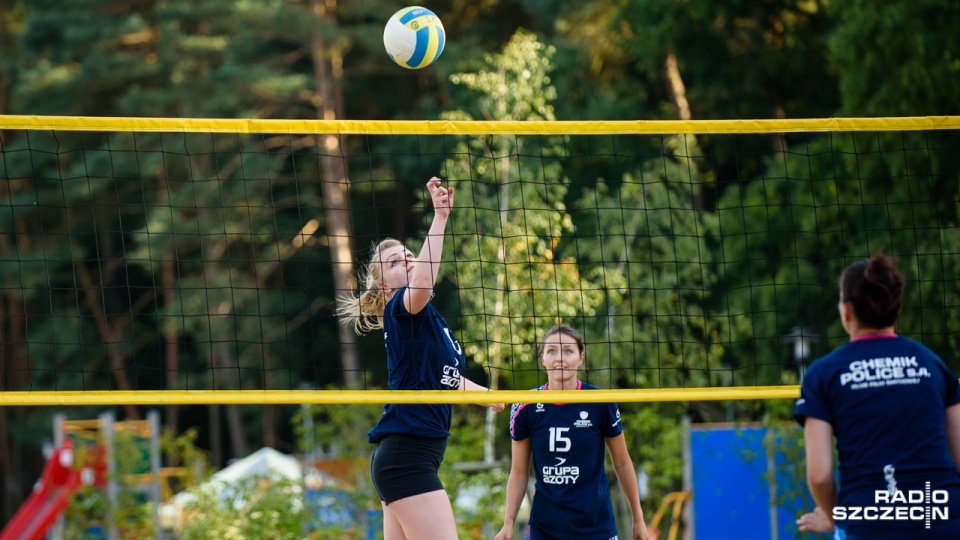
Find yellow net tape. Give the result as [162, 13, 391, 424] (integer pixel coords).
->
[1, 115, 959, 135]
[0, 387, 800, 407]
[2, 115, 955, 406]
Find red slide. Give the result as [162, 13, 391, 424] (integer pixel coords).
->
[0, 440, 103, 540]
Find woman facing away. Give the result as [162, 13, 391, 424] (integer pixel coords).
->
[795, 252, 960, 539]
[495, 323, 649, 540]
[337, 177, 504, 540]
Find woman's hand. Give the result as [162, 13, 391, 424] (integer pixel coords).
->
[797, 506, 834, 533]
[494, 524, 513, 540]
[633, 519, 650, 540]
[427, 177, 453, 220]
[483, 402, 506, 412]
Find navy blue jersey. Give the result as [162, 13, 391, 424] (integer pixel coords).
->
[795, 334, 960, 535]
[368, 286, 464, 443]
[510, 381, 624, 540]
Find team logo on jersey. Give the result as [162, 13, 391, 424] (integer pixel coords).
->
[612, 409, 622, 428]
[839, 356, 930, 390]
[574, 410, 593, 428]
[536, 403, 545, 412]
[542, 456, 580, 485]
[440, 364, 461, 388]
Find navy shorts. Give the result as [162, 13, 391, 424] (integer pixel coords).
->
[370, 434, 447, 504]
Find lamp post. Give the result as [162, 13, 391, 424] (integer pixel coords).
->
[785, 326, 817, 383]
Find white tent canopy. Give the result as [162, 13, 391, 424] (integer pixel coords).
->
[209, 447, 302, 485]
[172, 447, 303, 508]
[161, 447, 346, 531]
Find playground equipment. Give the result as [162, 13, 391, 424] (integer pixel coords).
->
[0, 411, 162, 540]
[648, 491, 691, 540]
[0, 439, 106, 540]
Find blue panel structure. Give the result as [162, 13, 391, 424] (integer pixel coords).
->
[690, 424, 829, 540]
[691, 425, 772, 540]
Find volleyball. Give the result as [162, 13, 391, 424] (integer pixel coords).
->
[383, 6, 446, 69]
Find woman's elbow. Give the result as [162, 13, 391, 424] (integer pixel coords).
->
[613, 459, 635, 474]
[807, 469, 834, 491]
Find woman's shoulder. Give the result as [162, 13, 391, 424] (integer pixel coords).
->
[806, 335, 947, 379]
[895, 334, 940, 356]
[847, 334, 941, 359]
[382, 286, 406, 316]
[384, 286, 442, 319]
[804, 345, 851, 378]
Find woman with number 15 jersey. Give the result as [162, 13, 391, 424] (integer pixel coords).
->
[495, 324, 649, 540]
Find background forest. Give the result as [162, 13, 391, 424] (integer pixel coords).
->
[1, 0, 959, 532]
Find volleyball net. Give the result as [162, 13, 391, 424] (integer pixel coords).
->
[1, 116, 957, 406]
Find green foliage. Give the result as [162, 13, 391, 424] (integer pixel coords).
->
[161, 427, 210, 475]
[760, 401, 818, 538]
[175, 476, 314, 540]
[443, 406, 510, 538]
[294, 400, 383, 460]
[294, 401, 384, 534]
[570, 134, 730, 389]
[449, 29, 557, 122]
[443, 31, 606, 394]
[620, 401, 686, 503]
[713, 129, 960, 368]
[63, 486, 108, 537]
[3, 0, 960, 529]
[829, 0, 960, 116]
[61, 427, 157, 538]
[604, 0, 839, 120]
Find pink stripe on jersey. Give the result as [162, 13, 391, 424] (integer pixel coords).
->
[850, 332, 898, 342]
[510, 401, 533, 439]
[543, 380, 584, 391]
[509, 380, 584, 438]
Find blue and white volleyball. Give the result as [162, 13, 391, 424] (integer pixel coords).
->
[383, 7, 445, 69]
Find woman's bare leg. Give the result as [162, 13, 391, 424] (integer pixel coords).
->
[385, 489, 458, 540]
[382, 500, 407, 540]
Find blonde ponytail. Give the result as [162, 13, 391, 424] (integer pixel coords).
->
[335, 238, 403, 335]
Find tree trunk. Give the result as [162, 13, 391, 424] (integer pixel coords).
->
[0, 295, 11, 523]
[208, 404, 222, 467]
[0, 183, 27, 522]
[73, 256, 140, 420]
[0, 408, 10, 523]
[160, 174, 181, 434]
[665, 52, 691, 122]
[311, 0, 359, 388]
[0, 54, 14, 521]
[163, 252, 180, 433]
[664, 51, 706, 211]
[263, 404, 277, 448]
[197, 196, 249, 460]
[204, 263, 248, 460]
[224, 376, 248, 457]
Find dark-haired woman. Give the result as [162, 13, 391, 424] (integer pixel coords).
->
[495, 324, 648, 540]
[795, 253, 960, 539]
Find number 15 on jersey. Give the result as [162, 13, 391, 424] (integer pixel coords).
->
[549, 427, 571, 452]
